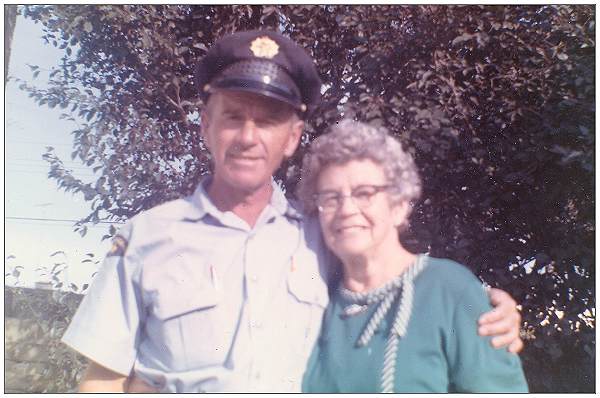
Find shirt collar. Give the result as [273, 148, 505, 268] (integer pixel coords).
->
[184, 175, 303, 222]
[270, 179, 303, 220]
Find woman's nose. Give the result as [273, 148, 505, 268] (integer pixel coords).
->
[336, 194, 361, 216]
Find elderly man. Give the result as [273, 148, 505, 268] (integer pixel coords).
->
[62, 30, 523, 393]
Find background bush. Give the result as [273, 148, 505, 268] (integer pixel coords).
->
[5, 286, 85, 393]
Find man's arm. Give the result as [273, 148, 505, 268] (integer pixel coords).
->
[126, 374, 159, 393]
[478, 288, 524, 353]
[78, 361, 128, 392]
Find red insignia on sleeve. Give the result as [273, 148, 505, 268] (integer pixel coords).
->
[107, 235, 128, 257]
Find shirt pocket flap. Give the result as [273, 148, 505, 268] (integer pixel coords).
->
[287, 264, 328, 308]
[153, 275, 222, 320]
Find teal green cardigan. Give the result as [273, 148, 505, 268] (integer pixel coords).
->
[302, 256, 528, 393]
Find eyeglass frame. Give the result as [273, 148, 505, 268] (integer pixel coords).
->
[313, 184, 392, 214]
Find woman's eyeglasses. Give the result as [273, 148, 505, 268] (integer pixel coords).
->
[313, 185, 390, 213]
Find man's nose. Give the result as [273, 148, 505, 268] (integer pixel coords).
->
[238, 119, 259, 145]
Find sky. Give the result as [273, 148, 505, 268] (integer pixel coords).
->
[5, 14, 113, 290]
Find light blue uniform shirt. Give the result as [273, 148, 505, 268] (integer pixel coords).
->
[62, 177, 330, 392]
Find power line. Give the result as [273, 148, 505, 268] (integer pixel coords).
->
[6, 166, 95, 171]
[6, 220, 110, 229]
[8, 162, 90, 169]
[8, 158, 93, 166]
[7, 167, 97, 173]
[8, 157, 93, 164]
[6, 139, 73, 147]
[6, 169, 96, 176]
[5, 216, 124, 225]
[6, 160, 102, 171]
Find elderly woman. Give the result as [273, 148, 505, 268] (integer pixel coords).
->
[298, 119, 528, 393]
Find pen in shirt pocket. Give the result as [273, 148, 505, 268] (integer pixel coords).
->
[210, 265, 220, 291]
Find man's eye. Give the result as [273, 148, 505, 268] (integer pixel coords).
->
[255, 117, 278, 126]
[225, 113, 243, 121]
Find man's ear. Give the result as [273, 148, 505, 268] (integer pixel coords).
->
[283, 119, 304, 158]
[200, 110, 210, 147]
[200, 110, 208, 134]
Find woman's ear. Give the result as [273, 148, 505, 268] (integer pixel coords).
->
[392, 201, 410, 229]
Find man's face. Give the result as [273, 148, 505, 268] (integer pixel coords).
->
[201, 90, 303, 193]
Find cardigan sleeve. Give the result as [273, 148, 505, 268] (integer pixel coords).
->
[445, 280, 529, 392]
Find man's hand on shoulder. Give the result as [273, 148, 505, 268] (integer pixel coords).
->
[478, 287, 524, 353]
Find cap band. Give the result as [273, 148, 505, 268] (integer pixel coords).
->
[210, 59, 304, 111]
[212, 78, 303, 109]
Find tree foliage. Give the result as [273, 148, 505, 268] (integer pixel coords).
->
[18, 5, 594, 392]
[5, 4, 18, 84]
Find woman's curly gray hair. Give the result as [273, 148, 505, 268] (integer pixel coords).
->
[296, 118, 422, 214]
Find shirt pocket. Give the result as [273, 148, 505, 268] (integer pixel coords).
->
[149, 263, 231, 370]
[153, 282, 220, 320]
[288, 269, 329, 308]
[285, 261, 329, 362]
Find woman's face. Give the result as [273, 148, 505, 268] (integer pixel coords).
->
[316, 159, 408, 261]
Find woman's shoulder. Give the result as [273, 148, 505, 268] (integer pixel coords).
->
[415, 255, 494, 327]
[419, 255, 479, 280]
[417, 255, 487, 298]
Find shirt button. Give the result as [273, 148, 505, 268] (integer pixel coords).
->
[254, 372, 261, 380]
[250, 275, 258, 282]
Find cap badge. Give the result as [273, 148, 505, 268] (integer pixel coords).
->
[250, 36, 279, 59]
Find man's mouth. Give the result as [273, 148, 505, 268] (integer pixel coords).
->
[227, 154, 263, 164]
